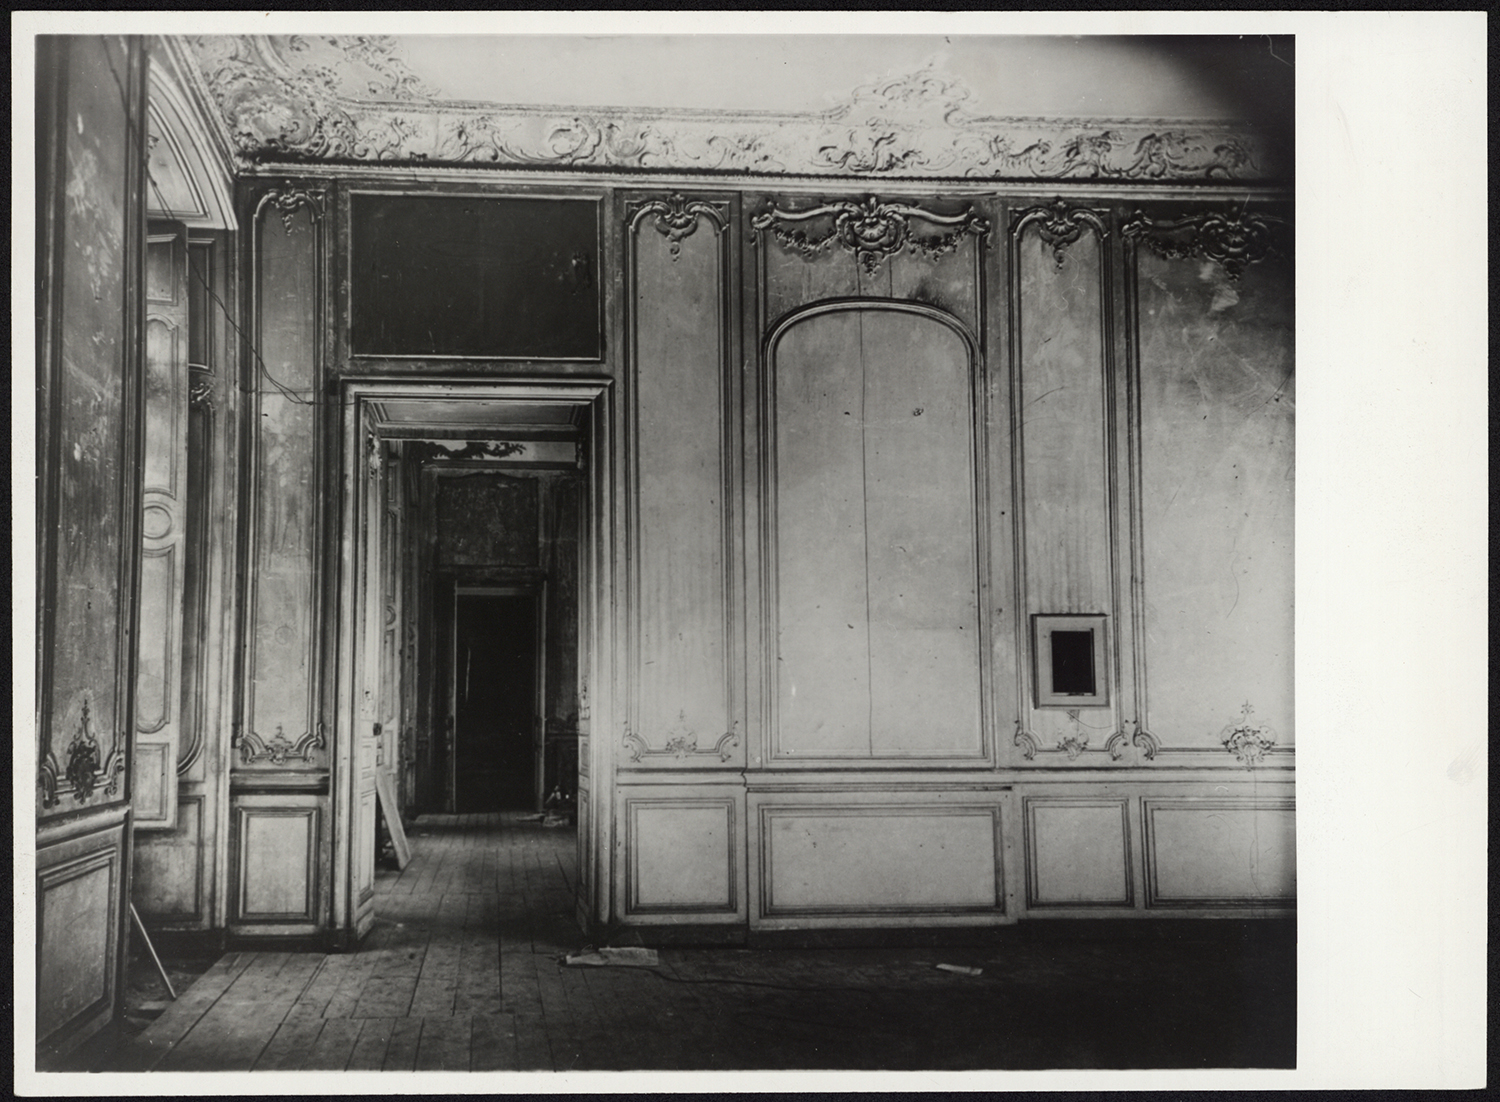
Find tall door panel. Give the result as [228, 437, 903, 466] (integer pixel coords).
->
[34, 34, 149, 1063]
[134, 221, 190, 830]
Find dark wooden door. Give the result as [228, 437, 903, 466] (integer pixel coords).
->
[451, 594, 539, 812]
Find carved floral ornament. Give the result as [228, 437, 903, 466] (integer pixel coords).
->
[1013, 199, 1108, 269]
[753, 196, 989, 275]
[1219, 702, 1278, 767]
[187, 38, 1283, 182]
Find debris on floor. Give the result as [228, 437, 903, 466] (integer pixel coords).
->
[934, 963, 983, 976]
[562, 946, 661, 968]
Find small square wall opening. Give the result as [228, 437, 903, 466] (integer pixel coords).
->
[1033, 615, 1109, 707]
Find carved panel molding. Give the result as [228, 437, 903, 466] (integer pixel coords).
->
[187, 39, 1285, 182]
[623, 718, 740, 764]
[630, 193, 728, 261]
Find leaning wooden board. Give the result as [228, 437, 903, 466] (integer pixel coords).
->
[374, 769, 411, 869]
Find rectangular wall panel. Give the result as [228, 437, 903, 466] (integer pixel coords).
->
[770, 309, 983, 760]
[625, 798, 737, 915]
[627, 196, 735, 764]
[1017, 228, 1111, 618]
[1024, 798, 1132, 907]
[241, 193, 323, 768]
[1135, 251, 1294, 749]
[233, 804, 321, 923]
[760, 806, 1000, 915]
[36, 826, 125, 1046]
[132, 795, 205, 920]
[1143, 800, 1295, 907]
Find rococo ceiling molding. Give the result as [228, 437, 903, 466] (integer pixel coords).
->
[186, 37, 1286, 182]
[753, 196, 990, 275]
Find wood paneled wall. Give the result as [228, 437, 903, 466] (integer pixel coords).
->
[34, 33, 150, 1061]
[224, 178, 1294, 943]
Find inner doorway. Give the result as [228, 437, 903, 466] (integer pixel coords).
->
[450, 587, 543, 813]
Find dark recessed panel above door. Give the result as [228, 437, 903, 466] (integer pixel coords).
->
[350, 194, 601, 360]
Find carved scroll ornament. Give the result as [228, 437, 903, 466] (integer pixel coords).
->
[38, 698, 126, 809]
[753, 196, 989, 275]
[1013, 199, 1108, 269]
[236, 721, 327, 766]
[623, 714, 739, 763]
[631, 194, 727, 261]
[1122, 208, 1287, 281]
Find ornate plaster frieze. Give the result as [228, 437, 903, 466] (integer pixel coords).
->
[753, 196, 989, 275]
[186, 37, 1286, 182]
[1122, 207, 1288, 280]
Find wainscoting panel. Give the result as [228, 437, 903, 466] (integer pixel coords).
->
[623, 794, 740, 918]
[133, 794, 206, 922]
[36, 821, 127, 1051]
[750, 795, 1007, 925]
[230, 796, 324, 930]
[1024, 797, 1132, 908]
[1143, 798, 1295, 908]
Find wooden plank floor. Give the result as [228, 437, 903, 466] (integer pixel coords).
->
[103, 812, 1297, 1072]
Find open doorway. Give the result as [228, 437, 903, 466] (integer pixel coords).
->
[336, 378, 612, 943]
[446, 586, 544, 813]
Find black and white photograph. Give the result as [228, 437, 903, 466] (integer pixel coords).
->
[14, 11, 1485, 1093]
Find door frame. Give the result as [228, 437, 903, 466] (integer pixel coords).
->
[448, 583, 546, 813]
[333, 377, 615, 942]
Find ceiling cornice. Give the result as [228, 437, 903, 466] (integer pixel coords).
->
[186, 35, 1290, 185]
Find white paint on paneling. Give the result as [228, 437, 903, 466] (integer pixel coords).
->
[772, 309, 983, 759]
[240, 810, 314, 918]
[38, 856, 114, 1039]
[1145, 801, 1295, 905]
[1026, 799, 1131, 906]
[132, 743, 173, 824]
[133, 796, 204, 918]
[763, 807, 998, 913]
[628, 801, 734, 912]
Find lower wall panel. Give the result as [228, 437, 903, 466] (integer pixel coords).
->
[36, 820, 127, 1053]
[748, 791, 1009, 928]
[1024, 797, 1133, 908]
[619, 785, 744, 923]
[1142, 797, 1296, 908]
[608, 776, 1294, 931]
[229, 790, 326, 934]
[132, 792, 207, 924]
